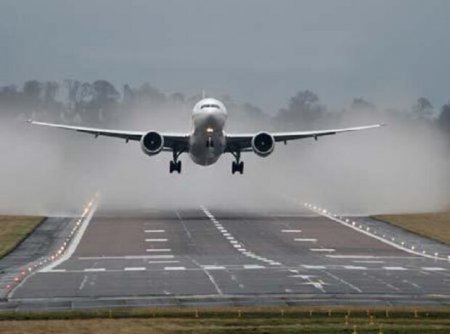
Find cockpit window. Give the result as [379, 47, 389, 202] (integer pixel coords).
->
[200, 104, 220, 109]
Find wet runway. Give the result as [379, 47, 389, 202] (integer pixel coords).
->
[5, 207, 450, 309]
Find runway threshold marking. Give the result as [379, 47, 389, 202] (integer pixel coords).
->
[145, 238, 168, 242]
[294, 238, 317, 242]
[281, 229, 302, 233]
[310, 248, 335, 252]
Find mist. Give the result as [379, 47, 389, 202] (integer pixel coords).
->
[0, 95, 448, 217]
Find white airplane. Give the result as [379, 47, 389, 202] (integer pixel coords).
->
[30, 97, 383, 174]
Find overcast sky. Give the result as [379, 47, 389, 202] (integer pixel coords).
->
[1, 0, 449, 112]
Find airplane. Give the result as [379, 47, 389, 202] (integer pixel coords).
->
[29, 97, 384, 174]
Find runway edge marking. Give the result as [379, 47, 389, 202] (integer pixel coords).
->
[40, 200, 98, 273]
[303, 203, 450, 262]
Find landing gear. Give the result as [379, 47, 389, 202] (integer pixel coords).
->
[170, 160, 182, 174]
[169, 149, 183, 174]
[231, 151, 244, 174]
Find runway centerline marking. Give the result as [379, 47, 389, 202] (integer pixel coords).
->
[383, 266, 407, 271]
[148, 260, 179, 264]
[144, 230, 165, 233]
[343, 265, 367, 270]
[243, 265, 265, 269]
[146, 249, 171, 252]
[78, 255, 173, 260]
[164, 266, 186, 271]
[124, 267, 146, 271]
[84, 268, 105, 272]
[422, 267, 447, 271]
[281, 229, 302, 233]
[310, 248, 335, 252]
[294, 238, 317, 242]
[302, 265, 326, 269]
[144, 254, 174, 259]
[145, 239, 168, 242]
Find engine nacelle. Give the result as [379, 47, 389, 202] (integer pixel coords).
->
[140, 131, 164, 156]
[251, 132, 275, 157]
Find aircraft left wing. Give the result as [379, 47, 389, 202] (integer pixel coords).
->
[28, 120, 190, 150]
[225, 123, 385, 151]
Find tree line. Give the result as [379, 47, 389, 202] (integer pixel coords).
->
[1, 80, 449, 137]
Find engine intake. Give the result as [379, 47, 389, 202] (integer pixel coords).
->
[251, 132, 275, 157]
[140, 131, 164, 156]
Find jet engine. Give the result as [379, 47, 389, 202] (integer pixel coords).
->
[251, 132, 275, 157]
[140, 131, 164, 156]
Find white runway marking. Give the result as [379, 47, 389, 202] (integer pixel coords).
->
[243, 264, 265, 269]
[384, 266, 407, 271]
[302, 265, 326, 269]
[323, 271, 362, 293]
[144, 254, 174, 259]
[148, 260, 179, 264]
[310, 248, 335, 252]
[124, 267, 146, 271]
[422, 267, 446, 271]
[164, 266, 186, 271]
[146, 249, 171, 252]
[202, 265, 226, 270]
[294, 238, 317, 242]
[79, 255, 172, 260]
[145, 238, 168, 242]
[343, 265, 367, 270]
[144, 230, 165, 233]
[353, 260, 385, 264]
[46, 269, 66, 273]
[84, 268, 105, 272]
[281, 229, 302, 233]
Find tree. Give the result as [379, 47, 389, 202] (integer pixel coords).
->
[23, 80, 42, 101]
[438, 103, 450, 135]
[350, 98, 376, 111]
[276, 90, 325, 125]
[412, 97, 433, 119]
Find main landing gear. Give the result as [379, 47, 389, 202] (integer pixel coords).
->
[170, 149, 183, 174]
[231, 151, 244, 174]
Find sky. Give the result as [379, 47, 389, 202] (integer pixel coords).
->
[1, 0, 450, 113]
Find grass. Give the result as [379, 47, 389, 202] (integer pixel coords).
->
[0, 216, 45, 259]
[0, 307, 450, 333]
[374, 212, 450, 246]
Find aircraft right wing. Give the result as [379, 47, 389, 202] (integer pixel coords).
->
[28, 120, 190, 151]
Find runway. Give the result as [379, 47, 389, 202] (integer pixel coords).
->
[3, 205, 450, 310]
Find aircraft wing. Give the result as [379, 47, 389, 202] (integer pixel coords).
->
[225, 124, 385, 151]
[28, 120, 190, 150]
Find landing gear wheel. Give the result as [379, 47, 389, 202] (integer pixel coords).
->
[232, 161, 244, 174]
[170, 160, 182, 174]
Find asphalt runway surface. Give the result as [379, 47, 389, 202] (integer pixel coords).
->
[5, 207, 450, 309]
